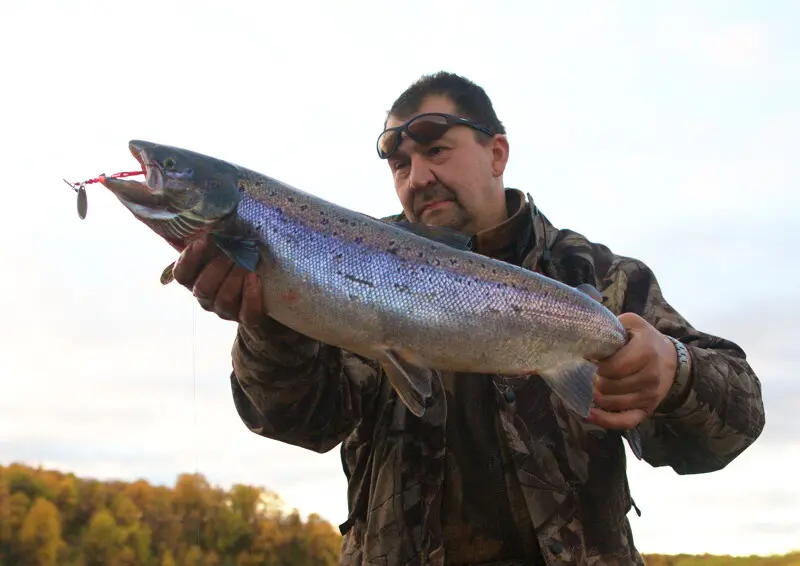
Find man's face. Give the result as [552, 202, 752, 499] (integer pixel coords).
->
[383, 95, 509, 235]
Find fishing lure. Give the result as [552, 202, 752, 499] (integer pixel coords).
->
[63, 170, 143, 219]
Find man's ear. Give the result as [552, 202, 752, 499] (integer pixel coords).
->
[490, 134, 509, 178]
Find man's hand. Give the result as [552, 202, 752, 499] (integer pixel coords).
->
[588, 312, 678, 430]
[172, 235, 266, 327]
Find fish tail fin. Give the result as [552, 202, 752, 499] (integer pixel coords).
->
[624, 427, 644, 460]
[538, 359, 597, 419]
[380, 348, 433, 417]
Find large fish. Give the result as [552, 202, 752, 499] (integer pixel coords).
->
[97, 140, 643, 459]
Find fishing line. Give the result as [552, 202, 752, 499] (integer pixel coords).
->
[192, 299, 201, 548]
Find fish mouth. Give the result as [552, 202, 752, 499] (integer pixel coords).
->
[98, 141, 167, 215]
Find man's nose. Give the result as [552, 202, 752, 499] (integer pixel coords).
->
[408, 155, 437, 191]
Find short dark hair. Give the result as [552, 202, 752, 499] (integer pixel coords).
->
[385, 71, 506, 136]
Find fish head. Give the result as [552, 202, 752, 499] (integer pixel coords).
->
[99, 140, 241, 250]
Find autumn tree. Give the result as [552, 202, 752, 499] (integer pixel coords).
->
[16, 497, 64, 566]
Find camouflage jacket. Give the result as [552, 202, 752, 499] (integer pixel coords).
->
[228, 189, 765, 566]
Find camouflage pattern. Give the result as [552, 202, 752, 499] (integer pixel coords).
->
[229, 189, 765, 565]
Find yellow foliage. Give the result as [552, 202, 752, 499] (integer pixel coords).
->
[0, 461, 795, 566]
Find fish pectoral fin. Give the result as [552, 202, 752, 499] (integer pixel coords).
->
[394, 220, 475, 251]
[210, 233, 261, 272]
[380, 349, 433, 418]
[624, 427, 644, 461]
[575, 283, 604, 303]
[160, 261, 176, 285]
[538, 359, 597, 419]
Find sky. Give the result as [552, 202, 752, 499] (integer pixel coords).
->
[1, 0, 797, 558]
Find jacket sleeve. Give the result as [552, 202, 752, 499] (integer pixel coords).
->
[228, 316, 383, 454]
[611, 256, 766, 474]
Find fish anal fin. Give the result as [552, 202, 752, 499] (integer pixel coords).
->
[380, 348, 433, 417]
[211, 233, 261, 272]
[575, 283, 604, 303]
[394, 220, 474, 251]
[538, 359, 597, 419]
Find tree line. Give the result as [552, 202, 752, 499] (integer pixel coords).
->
[1, 462, 797, 565]
[0, 462, 341, 566]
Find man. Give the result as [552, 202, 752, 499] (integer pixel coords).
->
[171, 72, 765, 565]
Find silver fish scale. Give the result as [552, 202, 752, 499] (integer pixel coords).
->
[235, 186, 624, 372]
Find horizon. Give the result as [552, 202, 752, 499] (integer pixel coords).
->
[1, 0, 797, 557]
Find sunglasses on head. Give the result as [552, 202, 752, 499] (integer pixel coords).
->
[376, 112, 495, 159]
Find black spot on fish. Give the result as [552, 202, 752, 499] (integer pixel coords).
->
[334, 253, 343, 261]
[350, 221, 357, 227]
[354, 236, 363, 244]
[418, 252, 424, 258]
[450, 259, 458, 266]
[511, 305, 522, 313]
[387, 246, 399, 255]
[275, 207, 283, 215]
[269, 191, 277, 197]
[322, 219, 329, 225]
[394, 283, 409, 292]
[345, 274, 374, 287]
[287, 196, 295, 203]
[300, 204, 308, 211]
[349, 294, 359, 301]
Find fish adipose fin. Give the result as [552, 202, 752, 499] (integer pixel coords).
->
[538, 359, 597, 419]
[211, 233, 261, 272]
[380, 348, 433, 417]
[394, 220, 475, 251]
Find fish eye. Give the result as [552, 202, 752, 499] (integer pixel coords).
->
[163, 157, 177, 169]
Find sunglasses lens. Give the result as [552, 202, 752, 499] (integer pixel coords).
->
[377, 129, 401, 158]
[407, 115, 450, 144]
[377, 114, 453, 158]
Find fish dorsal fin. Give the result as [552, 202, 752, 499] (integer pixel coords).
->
[394, 220, 474, 251]
[575, 283, 604, 303]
